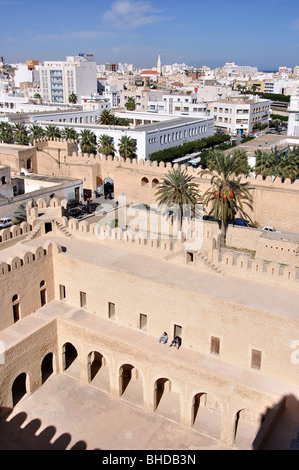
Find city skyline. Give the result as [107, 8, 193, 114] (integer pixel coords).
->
[1, 0, 299, 70]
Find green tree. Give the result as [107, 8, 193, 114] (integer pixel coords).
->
[79, 129, 97, 154]
[0, 122, 14, 144]
[201, 153, 253, 247]
[98, 109, 115, 125]
[206, 149, 250, 175]
[98, 134, 115, 157]
[28, 124, 46, 143]
[125, 97, 136, 111]
[45, 125, 61, 139]
[254, 150, 276, 178]
[13, 123, 29, 145]
[61, 127, 78, 141]
[155, 168, 200, 227]
[68, 92, 77, 104]
[118, 135, 137, 159]
[12, 203, 27, 225]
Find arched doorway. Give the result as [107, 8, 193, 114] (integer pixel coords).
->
[41, 353, 54, 384]
[192, 393, 221, 439]
[234, 408, 262, 449]
[119, 364, 143, 407]
[62, 343, 79, 378]
[104, 177, 114, 199]
[12, 373, 28, 406]
[154, 378, 180, 422]
[87, 351, 110, 392]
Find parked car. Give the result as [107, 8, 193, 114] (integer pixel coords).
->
[0, 217, 13, 229]
[262, 226, 281, 233]
[234, 218, 251, 227]
[68, 208, 84, 219]
[203, 215, 217, 222]
[67, 199, 80, 209]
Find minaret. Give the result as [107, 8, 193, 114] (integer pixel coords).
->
[157, 55, 162, 76]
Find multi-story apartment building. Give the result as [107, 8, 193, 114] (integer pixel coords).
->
[146, 91, 209, 117]
[287, 94, 299, 136]
[40, 56, 97, 104]
[212, 95, 271, 136]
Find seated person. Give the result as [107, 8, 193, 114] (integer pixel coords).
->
[169, 336, 182, 349]
[158, 332, 168, 344]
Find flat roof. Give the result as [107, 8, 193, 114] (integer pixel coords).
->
[6, 234, 299, 321]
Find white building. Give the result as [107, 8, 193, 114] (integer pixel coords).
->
[0, 88, 71, 115]
[287, 94, 299, 136]
[39, 56, 97, 104]
[28, 110, 214, 162]
[14, 63, 40, 88]
[222, 62, 258, 75]
[212, 95, 271, 136]
[146, 91, 209, 117]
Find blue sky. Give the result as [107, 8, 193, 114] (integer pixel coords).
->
[1, 0, 299, 70]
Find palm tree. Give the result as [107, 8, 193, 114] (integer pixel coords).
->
[61, 127, 78, 141]
[45, 125, 61, 139]
[201, 152, 253, 247]
[206, 149, 250, 176]
[13, 123, 29, 145]
[98, 134, 115, 157]
[97, 109, 115, 125]
[280, 149, 299, 181]
[79, 129, 97, 154]
[12, 203, 27, 225]
[118, 135, 137, 159]
[28, 124, 46, 144]
[0, 122, 14, 144]
[68, 92, 77, 104]
[125, 97, 136, 111]
[155, 168, 201, 228]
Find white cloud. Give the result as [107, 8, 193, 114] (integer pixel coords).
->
[102, 0, 173, 29]
[34, 30, 110, 41]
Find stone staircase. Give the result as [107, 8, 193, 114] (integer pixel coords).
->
[163, 248, 185, 263]
[19, 223, 41, 244]
[196, 252, 225, 276]
[54, 221, 74, 239]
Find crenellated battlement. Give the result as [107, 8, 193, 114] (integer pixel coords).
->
[0, 222, 32, 248]
[211, 247, 299, 285]
[0, 241, 61, 278]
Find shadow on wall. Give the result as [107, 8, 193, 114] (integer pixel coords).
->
[252, 394, 299, 450]
[0, 410, 97, 450]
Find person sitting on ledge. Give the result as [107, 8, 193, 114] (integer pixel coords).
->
[158, 332, 168, 345]
[169, 336, 182, 350]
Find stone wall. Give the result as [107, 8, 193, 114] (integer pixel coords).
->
[0, 241, 58, 330]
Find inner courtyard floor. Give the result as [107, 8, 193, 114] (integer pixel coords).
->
[0, 373, 231, 451]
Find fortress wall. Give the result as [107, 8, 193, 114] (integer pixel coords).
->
[0, 241, 58, 331]
[0, 320, 58, 417]
[211, 248, 298, 285]
[1, 139, 298, 232]
[0, 222, 32, 249]
[0, 145, 37, 173]
[52, 252, 299, 386]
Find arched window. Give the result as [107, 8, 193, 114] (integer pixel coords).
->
[40, 280, 47, 307]
[141, 177, 149, 187]
[12, 294, 20, 323]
